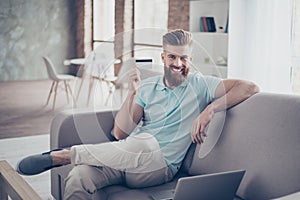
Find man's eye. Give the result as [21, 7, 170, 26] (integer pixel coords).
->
[181, 56, 188, 61]
[168, 55, 176, 60]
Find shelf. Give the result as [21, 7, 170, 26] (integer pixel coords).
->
[191, 64, 227, 78]
[192, 32, 228, 36]
[190, 0, 227, 2]
[189, 0, 229, 32]
[189, 0, 229, 78]
[196, 63, 227, 68]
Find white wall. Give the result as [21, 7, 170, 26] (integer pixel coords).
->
[291, 0, 300, 94]
[228, 0, 292, 94]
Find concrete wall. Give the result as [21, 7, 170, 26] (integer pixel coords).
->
[0, 0, 77, 81]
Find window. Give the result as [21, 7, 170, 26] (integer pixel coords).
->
[93, 0, 115, 50]
[134, 0, 168, 64]
[91, 0, 115, 77]
[92, 0, 168, 68]
[291, 0, 300, 94]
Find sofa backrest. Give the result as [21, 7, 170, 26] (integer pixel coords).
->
[185, 92, 300, 199]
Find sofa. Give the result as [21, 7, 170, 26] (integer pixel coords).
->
[50, 92, 300, 200]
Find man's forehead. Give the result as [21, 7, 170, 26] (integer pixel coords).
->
[163, 45, 191, 55]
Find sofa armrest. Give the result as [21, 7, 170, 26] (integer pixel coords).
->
[50, 108, 119, 150]
[0, 160, 42, 200]
[271, 191, 300, 200]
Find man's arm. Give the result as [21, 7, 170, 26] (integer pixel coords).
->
[191, 79, 259, 143]
[212, 79, 260, 112]
[113, 68, 144, 140]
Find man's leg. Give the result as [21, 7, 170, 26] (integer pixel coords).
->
[70, 133, 168, 173]
[17, 133, 164, 175]
[125, 165, 173, 188]
[64, 133, 172, 198]
[63, 165, 123, 200]
[17, 132, 173, 191]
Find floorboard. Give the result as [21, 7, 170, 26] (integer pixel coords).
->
[0, 79, 123, 139]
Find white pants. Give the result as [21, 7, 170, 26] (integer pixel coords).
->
[64, 133, 173, 199]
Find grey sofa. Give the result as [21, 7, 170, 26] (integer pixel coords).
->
[50, 92, 300, 200]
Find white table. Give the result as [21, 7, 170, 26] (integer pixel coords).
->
[64, 58, 120, 66]
[64, 57, 120, 106]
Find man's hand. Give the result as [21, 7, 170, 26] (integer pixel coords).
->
[127, 67, 141, 92]
[190, 104, 215, 144]
[190, 79, 259, 144]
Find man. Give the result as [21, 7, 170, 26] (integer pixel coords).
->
[17, 29, 259, 199]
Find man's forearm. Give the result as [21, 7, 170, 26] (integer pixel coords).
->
[210, 81, 259, 114]
[191, 81, 259, 144]
[113, 91, 142, 140]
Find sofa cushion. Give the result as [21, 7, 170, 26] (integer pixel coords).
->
[101, 172, 187, 200]
[179, 143, 196, 173]
[188, 93, 300, 199]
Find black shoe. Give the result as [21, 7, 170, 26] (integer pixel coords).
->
[16, 148, 62, 175]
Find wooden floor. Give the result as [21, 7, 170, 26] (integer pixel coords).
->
[0, 79, 124, 199]
[0, 79, 123, 139]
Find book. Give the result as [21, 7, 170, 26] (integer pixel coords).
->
[224, 15, 229, 33]
[206, 17, 216, 32]
[200, 17, 208, 32]
[200, 17, 205, 32]
[200, 17, 216, 32]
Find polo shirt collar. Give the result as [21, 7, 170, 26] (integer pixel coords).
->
[156, 76, 188, 91]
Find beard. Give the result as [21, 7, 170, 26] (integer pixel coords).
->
[164, 64, 189, 88]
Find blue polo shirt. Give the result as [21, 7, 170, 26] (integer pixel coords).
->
[132, 72, 222, 175]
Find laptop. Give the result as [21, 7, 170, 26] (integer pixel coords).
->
[150, 169, 246, 200]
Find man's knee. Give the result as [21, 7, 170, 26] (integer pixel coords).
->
[64, 164, 123, 199]
[126, 132, 160, 153]
[65, 165, 98, 195]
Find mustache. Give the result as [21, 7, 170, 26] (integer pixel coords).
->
[169, 64, 189, 77]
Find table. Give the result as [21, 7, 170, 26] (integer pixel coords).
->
[64, 57, 120, 106]
[64, 58, 121, 65]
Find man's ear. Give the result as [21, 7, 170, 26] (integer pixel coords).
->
[161, 52, 165, 62]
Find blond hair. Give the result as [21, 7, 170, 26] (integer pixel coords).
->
[162, 29, 193, 49]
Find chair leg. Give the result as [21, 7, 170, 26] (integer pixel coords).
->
[76, 67, 86, 102]
[63, 80, 69, 103]
[104, 81, 115, 106]
[98, 79, 105, 102]
[87, 76, 95, 106]
[104, 93, 112, 106]
[66, 81, 77, 108]
[46, 81, 55, 105]
[120, 84, 124, 103]
[53, 81, 59, 110]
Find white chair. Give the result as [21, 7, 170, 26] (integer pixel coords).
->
[42, 56, 76, 109]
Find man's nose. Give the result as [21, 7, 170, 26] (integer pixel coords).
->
[173, 57, 182, 66]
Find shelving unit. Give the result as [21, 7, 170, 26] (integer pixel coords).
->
[189, 0, 229, 78]
[190, 0, 229, 33]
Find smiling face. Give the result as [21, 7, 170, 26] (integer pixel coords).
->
[161, 44, 192, 89]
